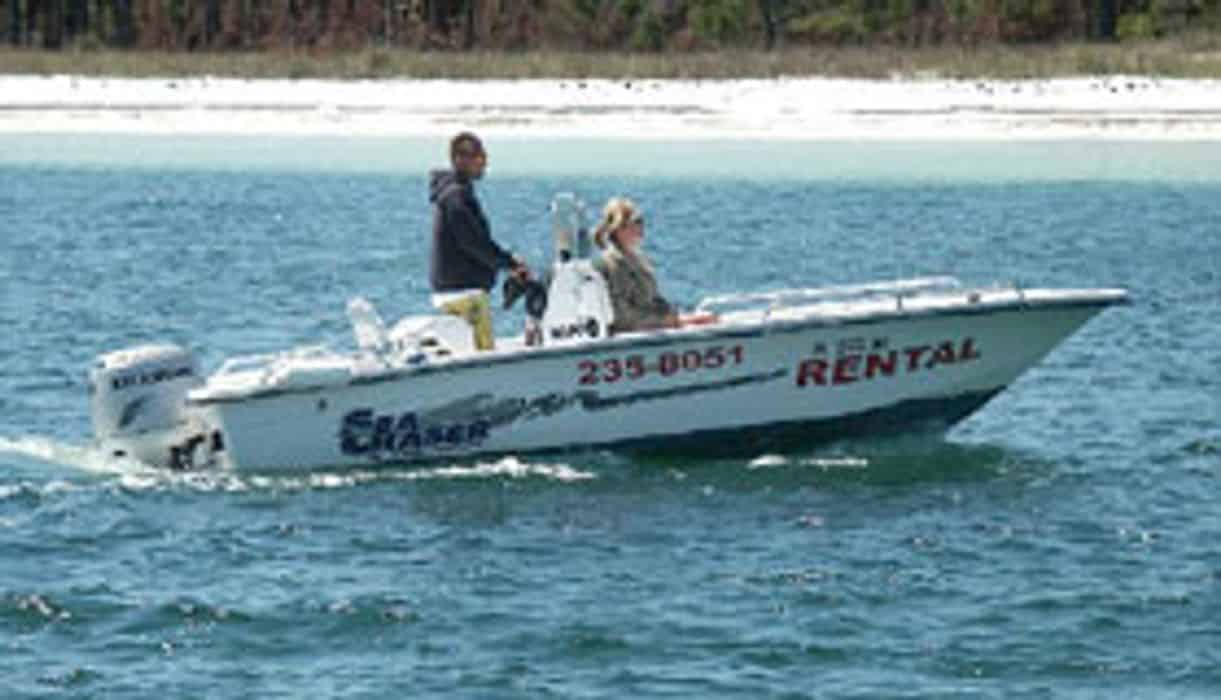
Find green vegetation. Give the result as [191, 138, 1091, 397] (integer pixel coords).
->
[2, 40, 1221, 79]
[1, 0, 1219, 78]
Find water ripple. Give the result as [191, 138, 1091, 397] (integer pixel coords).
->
[2, 157, 1219, 697]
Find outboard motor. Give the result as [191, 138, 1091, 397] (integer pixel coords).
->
[538, 193, 614, 344]
[89, 344, 203, 464]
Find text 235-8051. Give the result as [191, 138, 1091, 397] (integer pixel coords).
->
[578, 345, 745, 386]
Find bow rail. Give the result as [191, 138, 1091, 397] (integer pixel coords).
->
[695, 276, 964, 315]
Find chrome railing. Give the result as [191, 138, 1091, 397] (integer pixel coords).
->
[695, 276, 964, 315]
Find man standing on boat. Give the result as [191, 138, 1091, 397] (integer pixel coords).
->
[429, 132, 530, 351]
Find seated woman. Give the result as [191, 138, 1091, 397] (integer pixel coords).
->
[592, 198, 715, 335]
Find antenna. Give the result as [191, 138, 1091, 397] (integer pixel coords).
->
[550, 193, 588, 263]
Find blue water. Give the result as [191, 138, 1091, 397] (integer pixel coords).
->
[2, 136, 1219, 698]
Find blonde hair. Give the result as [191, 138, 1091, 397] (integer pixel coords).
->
[594, 197, 641, 249]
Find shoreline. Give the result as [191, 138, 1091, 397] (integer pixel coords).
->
[4, 74, 1221, 140]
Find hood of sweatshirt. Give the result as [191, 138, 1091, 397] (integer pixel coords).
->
[428, 169, 467, 204]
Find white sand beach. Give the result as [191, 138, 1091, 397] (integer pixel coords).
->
[2, 74, 1221, 140]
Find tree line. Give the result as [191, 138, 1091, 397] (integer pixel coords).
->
[4, 0, 1219, 52]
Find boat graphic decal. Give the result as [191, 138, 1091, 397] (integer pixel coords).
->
[478, 369, 785, 421]
[111, 365, 194, 391]
[480, 393, 575, 425]
[795, 337, 981, 388]
[334, 370, 787, 459]
[577, 344, 747, 386]
[573, 369, 787, 410]
[339, 408, 491, 459]
[118, 396, 149, 430]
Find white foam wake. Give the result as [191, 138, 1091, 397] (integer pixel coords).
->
[748, 453, 870, 470]
[151, 456, 597, 494]
[0, 435, 596, 493]
[0, 434, 154, 476]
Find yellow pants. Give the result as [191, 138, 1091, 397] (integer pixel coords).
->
[438, 291, 494, 351]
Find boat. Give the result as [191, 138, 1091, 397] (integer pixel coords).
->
[87, 194, 1128, 471]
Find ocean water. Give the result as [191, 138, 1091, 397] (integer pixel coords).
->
[1, 135, 1219, 698]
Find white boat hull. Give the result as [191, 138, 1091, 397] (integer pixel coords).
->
[182, 288, 1119, 471]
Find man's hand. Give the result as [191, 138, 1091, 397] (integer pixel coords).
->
[510, 255, 532, 282]
[679, 312, 718, 327]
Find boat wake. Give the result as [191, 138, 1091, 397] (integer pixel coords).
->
[110, 457, 598, 494]
[747, 454, 871, 471]
[0, 430, 1030, 499]
[0, 434, 596, 494]
[0, 434, 153, 477]
[726, 433, 1032, 488]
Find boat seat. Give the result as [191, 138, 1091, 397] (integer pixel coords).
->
[265, 354, 353, 390]
[347, 296, 390, 352]
[388, 315, 476, 359]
